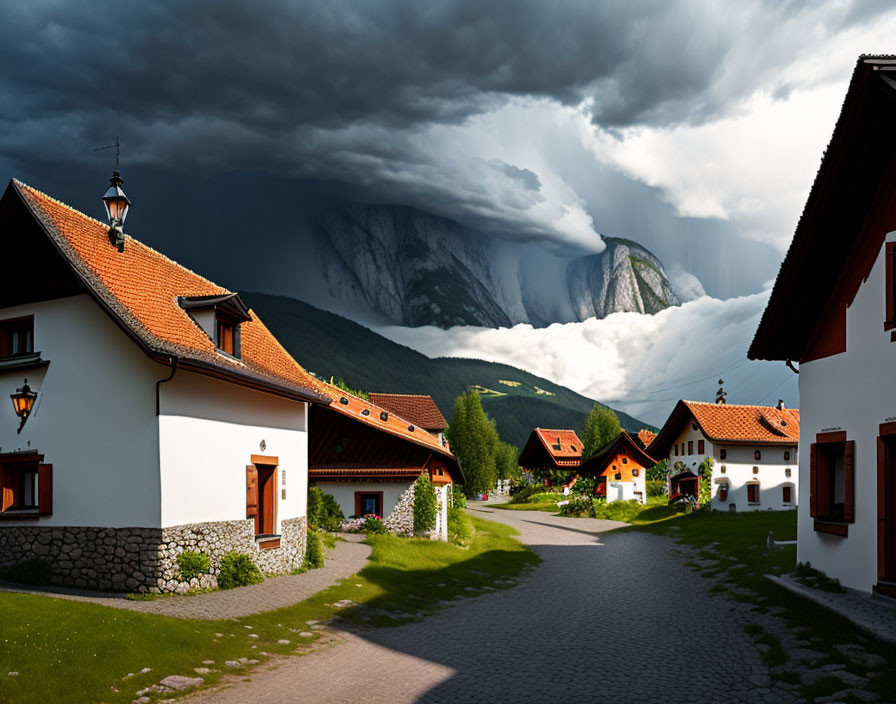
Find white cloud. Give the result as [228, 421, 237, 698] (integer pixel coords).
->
[378, 292, 798, 426]
[668, 267, 707, 302]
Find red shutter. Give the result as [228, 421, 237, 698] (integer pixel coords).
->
[809, 444, 817, 517]
[719, 484, 728, 502]
[37, 464, 52, 515]
[246, 465, 258, 518]
[0, 466, 13, 512]
[844, 440, 855, 522]
[886, 243, 895, 328]
[698, 440, 705, 454]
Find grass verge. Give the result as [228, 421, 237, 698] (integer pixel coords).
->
[0, 516, 536, 704]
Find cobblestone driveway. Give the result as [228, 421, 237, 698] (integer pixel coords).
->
[188, 506, 792, 704]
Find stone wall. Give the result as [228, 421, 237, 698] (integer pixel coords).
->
[383, 483, 415, 536]
[0, 516, 306, 594]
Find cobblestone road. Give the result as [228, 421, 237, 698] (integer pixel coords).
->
[187, 506, 793, 704]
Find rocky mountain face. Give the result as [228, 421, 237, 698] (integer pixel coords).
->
[316, 203, 681, 328]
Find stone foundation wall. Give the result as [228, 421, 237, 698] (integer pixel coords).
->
[383, 484, 415, 536]
[0, 516, 307, 594]
[0, 525, 161, 592]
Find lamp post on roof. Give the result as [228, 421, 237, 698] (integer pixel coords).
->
[97, 137, 130, 251]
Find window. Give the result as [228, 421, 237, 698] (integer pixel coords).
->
[0, 317, 33, 358]
[355, 492, 382, 517]
[622, 457, 628, 464]
[810, 439, 854, 525]
[718, 483, 729, 502]
[754, 450, 762, 461]
[216, 316, 236, 356]
[674, 444, 678, 456]
[698, 440, 705, 454]
[747, 483, 760, 504]
[246, 460, 278, 536]
[632, 468, 639, 477]
[720, 448, 727, 460]
[886, 242, 896, 332]
[784, 451, 791, 462]
[0, 456, 51, 515]
[688, 441, 693, 455]
[782, 485, 792, 504]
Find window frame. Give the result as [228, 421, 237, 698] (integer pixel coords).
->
[0, 316, 34, 359]
[0, 454, 51, 517]
[810, 433, 854, 534]
[885, 242, 896, 333]
[747, 482, 760, 505]
[355, 491, 383, 518]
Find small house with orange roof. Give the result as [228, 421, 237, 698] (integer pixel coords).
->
[309, 389, 462, 539]
[647, 399, 799, 512]
[0, 174, 331, 593]
[519, 428, 583, 481]
[578, 432, 655, 504]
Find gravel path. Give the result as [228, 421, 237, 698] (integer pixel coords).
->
[184, 506, 793, 703]
[0, 535, 371, 620]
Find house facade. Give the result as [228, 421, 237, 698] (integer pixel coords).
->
[647, 400, 799, 512]
[309, 389, 461, 540]
[749, 56, 896, 596]
[0, 178, 329, 592]
[578, 432, 652, 504]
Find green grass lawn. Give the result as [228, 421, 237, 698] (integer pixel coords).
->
[0, 517, 536, 704]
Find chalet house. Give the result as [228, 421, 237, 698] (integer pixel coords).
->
[0, 177, 332, 593]
[647, 401, 799, 512]
[309, 390, 462, 539]
[578, 432, 653, 504]
[367, 393, 448, 444]
[519, 428, 583, 482]
[749, 56, 896, 597]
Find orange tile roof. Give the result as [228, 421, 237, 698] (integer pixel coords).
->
[534, 428, 584, 460]
[11, 180, 326, 403]
[648, 400, 800, 457]
[368, 393, 447, 431]
[637, 430, 657, 447]
[320, 384, 455, 458]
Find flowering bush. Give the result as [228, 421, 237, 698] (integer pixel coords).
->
[362, 514, 387, 534]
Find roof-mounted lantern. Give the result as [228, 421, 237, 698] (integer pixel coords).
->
[102, 170, 130, 251]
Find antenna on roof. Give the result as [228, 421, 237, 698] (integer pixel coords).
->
[94, 137, 121, 171]
[715, 379, 727, 405]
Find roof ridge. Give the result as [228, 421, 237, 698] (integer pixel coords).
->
[684, 400, 799, 411]
[13, 179, 228, 294]
[369, 392, 433, 398]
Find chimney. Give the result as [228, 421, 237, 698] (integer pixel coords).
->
[777, 399, 785, 411]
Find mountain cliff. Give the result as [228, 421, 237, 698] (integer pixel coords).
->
[316, 203, 681, 328]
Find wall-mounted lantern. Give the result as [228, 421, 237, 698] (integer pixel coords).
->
[10, 379, 37, 433]
[103, 170, 131, 251]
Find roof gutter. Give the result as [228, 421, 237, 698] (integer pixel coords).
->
[156, 356, 178, 415]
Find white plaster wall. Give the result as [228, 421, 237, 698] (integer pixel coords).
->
[797, 231, 896, 592]
[665, 424, 797, 512]
[158, 371, 307, 530]
[315, 481, 414, 519]
[607, 481, 637, 502]
[0, 295, 162, 527]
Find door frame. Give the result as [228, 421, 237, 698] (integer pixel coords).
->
[251, 454, 279, 536]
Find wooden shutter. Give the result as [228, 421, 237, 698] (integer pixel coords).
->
[844, 440, 855, 522]
[37, 464, 52, 515]
[809, 444, 817, 517]
[886, 243, 896, 329]
[246, 465, 258, 518]
[0, 466, 13, 512]
[878, 438, 887, 580]
[698, 440, 705, 454]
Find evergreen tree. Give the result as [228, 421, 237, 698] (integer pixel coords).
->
[450, 390, 498, 496]
[495, 439, 520, 481]
[582, 404, 622, 458]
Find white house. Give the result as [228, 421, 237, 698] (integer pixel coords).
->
[749, 56, 896, 597]
[309, 390, 462, 540]
[0, 176, 331, 592]
[647, 400, 799, 512]
[578, 432, 652, 504]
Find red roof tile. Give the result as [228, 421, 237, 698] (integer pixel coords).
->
[367, 393, 447, 431]
[534, 428, 584, 460]
[637, 430, 657, 447]
[11, 180, 326, 403]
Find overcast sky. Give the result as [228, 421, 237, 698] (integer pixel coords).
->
[1, 1, 891, 420]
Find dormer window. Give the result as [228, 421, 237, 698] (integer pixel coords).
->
[0, 317, 33, 358]
[179, 293, 251, 359]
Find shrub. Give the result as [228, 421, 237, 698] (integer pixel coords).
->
[413, 474, 438, 534]
[448, 506, 474, 547]
[362, 515, 387, 534]
[176, 551, 211, 581]
[794, 561, 846, 593]
[570, 476, 596, 496]
[593, 499, 644, 523]
[308, 486, 344, 531]
[452, 485, 467, 509]
[559, 496, 594, 517]
[646, 480, 666, 497]
[509, 485, 561, 504]
[217, 552, 264, 590]
[3, 558, 53, 585]
[304, 529, 325, 570]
